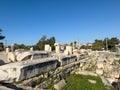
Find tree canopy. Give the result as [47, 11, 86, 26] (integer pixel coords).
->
[92, 37, 120, 51]
[0, 29, 5, 40]
[92, 40, 103, 51]
[35, 36, 56, 50]
[13, 43, 30, 50]
[0, 29, 5, 51]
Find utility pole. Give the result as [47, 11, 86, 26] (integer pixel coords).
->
[106, 38, 108, 51]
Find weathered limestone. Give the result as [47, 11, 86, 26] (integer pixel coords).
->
[64, 45, 73, 55]
[16, 51, 49, 61]
[54, 79, 66, 90]
[75, 71, 97, 76]
[110, 72, 119, 79]
[71, 42, 75, 50]
[0, 57, 58, 82]
[57, 55, 77, 66]
[105, 64, 113, 71]
[30, 47, 33, 51]
[0, 52, 10, 63]
[73, 49, 78, 55]
[96, 69, 103, 75]
[0, 70, 9, 82]
[100, 76, 111, 86]
[6, 47, 10, 53]
[7, 52, 16, 62]
[0, 86, 15, 90]
[15, 49, 25, 52]
[54, 43, 61, 54]
[88, 79, 96, 84]
[116, 44, 120, 55]
[97, 62, 104, 69]
[11, 44, 14, 52]
[80, 62, 84, 68]
[106, 78, 115, 84]
[7, 50, 49, 62]
[44, 44, 51, 52]
[64, 50, 69, 55]
[80, 49, 86, 53]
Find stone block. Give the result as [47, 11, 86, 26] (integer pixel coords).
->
[96, 69, 103, 75]
[6, 48, 10, 53]
[97, 62, 104, 69]
[0, 57, 58, 82]
[44, 44, 51, 52]
[64, 46, 73, 55]
[54, 79, 66, 90]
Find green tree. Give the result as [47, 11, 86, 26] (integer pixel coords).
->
[35, 36, 56, 50]
[92, 37, 120, 51]
[92, 39, 104, 51]
[0, 43, 4, 51]
[36, 35, 47, 50]
[103, 37, 119, 51]
[81, 44, 91, 49]
[0, 29, 5, 51]
[70, 41, 77, 49]
[13, 43, 30, 50]
[0, 29, 5, 40]
[46, 37, 56, 50]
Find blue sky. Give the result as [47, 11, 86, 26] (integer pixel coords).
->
[0, 0, 120, 45]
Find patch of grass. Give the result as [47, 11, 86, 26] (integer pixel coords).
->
[61, 74, 115, 90]
[48, 84, 56, 90]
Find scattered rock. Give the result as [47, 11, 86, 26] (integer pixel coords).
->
[97, 62, 104, 69]
[100, 76, 111, 86]
[106, 78, 115, 85]
[88, 79, 96, 84]
[96, 69, 103, 75]
[75, 71, 97, 76]
[110, 72, 119, 79]
[54, 79, 66, 90]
